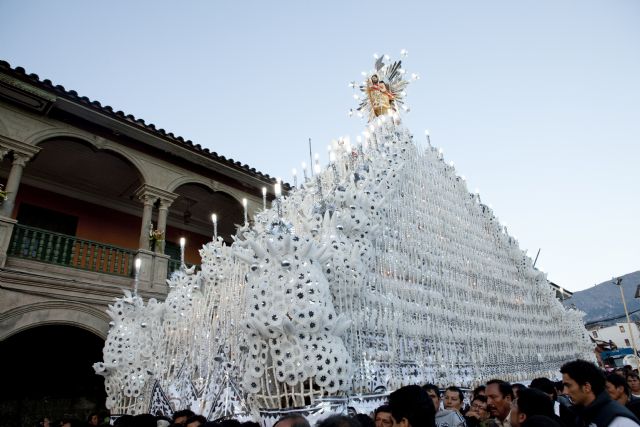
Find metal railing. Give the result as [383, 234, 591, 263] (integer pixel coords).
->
[8, 224, 137, 277]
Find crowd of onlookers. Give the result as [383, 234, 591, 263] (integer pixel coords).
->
[35, 359, 640, 427]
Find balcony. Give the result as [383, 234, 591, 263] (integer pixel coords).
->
[0, 220, 173, 298]
[8, 224, 137, 276]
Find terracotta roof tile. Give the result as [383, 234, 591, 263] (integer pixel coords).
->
[0, 59, 279, 184]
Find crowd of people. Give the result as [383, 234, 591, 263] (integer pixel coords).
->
[37, 359, 640, 427]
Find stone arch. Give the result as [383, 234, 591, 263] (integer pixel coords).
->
[0, 300, 110, 341]
[167, 176, 244, 205]
[26, 128, 149, 184]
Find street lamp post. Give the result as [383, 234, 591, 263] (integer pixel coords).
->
[615, 277, 640, 364]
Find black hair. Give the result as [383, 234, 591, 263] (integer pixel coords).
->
[388, 385, 436, 427]
[514, 388, 554, 419]
[316, 415, 360, 427]
[421, 383, 440, 398]
[472, 385, 486, 399]
[187, 415, 208, 426]
[560, 359, 606, 395]
[607, 373, 630, 396]
[445, 386, 464, 403]
[173, 410, 196, 421]
[132, 414, 157, 427]
[486, 379, 514, 399]
[354, 414, 375, 427]
[375, 405, 392, 416]
[472, 395, 487, 404]
[274, 414, 310, 427]
[529, 377, 557, 400]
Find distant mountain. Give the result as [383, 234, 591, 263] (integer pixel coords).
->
[563, 271, 640, 325]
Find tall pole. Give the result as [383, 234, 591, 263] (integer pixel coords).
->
[309, 138, 314, 177]
[616, 277, 639, 364]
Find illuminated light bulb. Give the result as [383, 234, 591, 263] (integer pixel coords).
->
[461, 175, 466, 181]
[438, 148, 444, 154]
[180, 237, 186, 248]
[373, 53, 380, 59]
[424, 129, 430, 136]
[314, 153, 319, 160]
[399, 68, 406, 74]
[353, 94, 360, 100]
[400, 48, 408, 57]
[292, 168, 297, 176]
[262, 187, 266, 196]
[301, 162, 307, 170]
[356, 135, 362, 143]
[361, 71, 367, 76]
[357, 112, 363, 118]
[475, 188, 480, 194]
[384, 54, 390, 61]
[329, 151, 336, 162]
[274, 182, 281, 197]
[313, 163, 321, 174]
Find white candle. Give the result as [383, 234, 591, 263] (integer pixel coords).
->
[211, 214, 217, 240]
[274, 182, 281, 198]
[242, 198, 247, 225]
[179, 237, 186, 268]
[134, 257, 141, 296]
[262, 187, 267, 210]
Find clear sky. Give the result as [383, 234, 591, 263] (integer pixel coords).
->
[1, 0, 638, 292]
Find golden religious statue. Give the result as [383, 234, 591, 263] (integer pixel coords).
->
[354, 55, 411, 122]
[366, 74, 396, 117]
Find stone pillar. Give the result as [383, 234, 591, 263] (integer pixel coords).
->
[0, 216, 17, 267]
[138, 194, 155, 250]
[0, 153, 29, 217]
[155, 198, 173, 254]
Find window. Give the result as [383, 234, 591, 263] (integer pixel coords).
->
[593, 331, 598, 338]
[620, 325, 626, 333]
[625, 339, 631, 346]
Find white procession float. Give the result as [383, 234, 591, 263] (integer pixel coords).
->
[94, 53, 593, 423]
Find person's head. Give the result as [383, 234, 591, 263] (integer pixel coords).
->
[132, 414, 156, 427]
[355, 414, 375, 427]
[421, 384, 441, 411]
[560, 359, 605, 407]
[607, 373, 631, 403]
[374, 405, 393, 427]
[443, 386, 464, 412]
[316, 415, 360, 427]
[509, 387, 555, 427]
[512, 384, 526, 399]
[371, 75, 379, 84]
[472, 385, 486, 400]
[466, 395, 489, 421]
[627, 372, 640, 393]
[486, 379, 514, 421]
[529, 377, 557, 401]
[273, 414, 310, 427]
[186, 415, 208, 427]
[87, 413, 99, 426]
[388, 385, 436, 427]
[173, 410, 196, 425]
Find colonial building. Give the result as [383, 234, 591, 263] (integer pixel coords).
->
[0, 60, 278, 423]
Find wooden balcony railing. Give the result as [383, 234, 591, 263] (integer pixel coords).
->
[8, 224, 137, 277]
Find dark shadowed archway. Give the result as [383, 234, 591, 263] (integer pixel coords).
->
[0, 325, 107, 427]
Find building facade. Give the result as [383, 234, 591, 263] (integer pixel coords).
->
[0, 60, 278, 424]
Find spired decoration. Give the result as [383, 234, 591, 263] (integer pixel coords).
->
[95, 53, 593, 420]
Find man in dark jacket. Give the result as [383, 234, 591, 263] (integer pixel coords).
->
[561, 359, 640, 426]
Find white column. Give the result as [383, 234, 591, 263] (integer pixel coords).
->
[0, 153, 29, 218]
